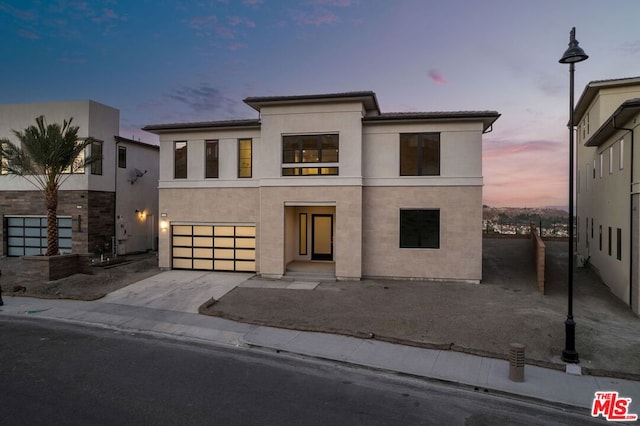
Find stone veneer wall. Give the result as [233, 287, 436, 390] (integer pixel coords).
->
[362, 186, 483, 282]
[87, 191, 116, 255]
[0, 190, 114, 256]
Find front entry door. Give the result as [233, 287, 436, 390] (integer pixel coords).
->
[312, 214, 333, 261]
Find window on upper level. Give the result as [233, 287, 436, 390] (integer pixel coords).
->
[90, 140, 102, 175]
[282, 134, 339, 176]
[620, 139, 624, 170]
[118, 146, 127, 168]
[609, 147, 614, 174]
[599, 153, 603, 178]
[205, 140, 219, 178]
[400, 209, 440, 249]
[174, 141, 187, 179]
[400, 133, 440, 176]
[238, 138, 252, 178]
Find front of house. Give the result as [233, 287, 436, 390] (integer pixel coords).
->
[144, 91, 499, 282]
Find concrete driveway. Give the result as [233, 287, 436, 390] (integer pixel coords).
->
[100, 270, 254, 313]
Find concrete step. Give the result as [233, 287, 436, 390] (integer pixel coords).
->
[283, 271, 336, 282]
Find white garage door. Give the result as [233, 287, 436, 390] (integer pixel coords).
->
[171, 224, 255, 272]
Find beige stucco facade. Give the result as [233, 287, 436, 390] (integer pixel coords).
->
[575, 77, 640, 314]
[146, 91, 499, 282]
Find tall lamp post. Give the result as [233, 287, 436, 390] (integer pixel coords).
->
[559, 27, 588, 363]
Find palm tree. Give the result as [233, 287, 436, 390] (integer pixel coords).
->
[0, 115, 98, 256]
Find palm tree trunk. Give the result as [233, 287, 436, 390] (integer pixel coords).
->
[45, 184, 59, 256]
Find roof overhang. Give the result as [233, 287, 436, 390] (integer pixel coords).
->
[363, 111, 501, 132]
[142, 119, 261, 134]
[585, 98, 640, 147]
[243, 91, 381, 115]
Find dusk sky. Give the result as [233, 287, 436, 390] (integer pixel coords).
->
[2, 0, 639, 208]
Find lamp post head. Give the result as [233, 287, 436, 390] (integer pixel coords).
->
[559, 27, 589, 64]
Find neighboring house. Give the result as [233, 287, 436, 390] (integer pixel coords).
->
[144, 91, 499, 282]
[0, 100, 159, 257]
[574, 76, 640, 314]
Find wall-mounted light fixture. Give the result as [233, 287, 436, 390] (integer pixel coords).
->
[135, 209, 146, 220]
[160, 220, 168, 231]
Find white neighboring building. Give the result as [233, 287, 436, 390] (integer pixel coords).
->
[575, 77, 640, 314]
[0, 100, 159, 257]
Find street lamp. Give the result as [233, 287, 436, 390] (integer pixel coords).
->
[559, 27, 588, 364]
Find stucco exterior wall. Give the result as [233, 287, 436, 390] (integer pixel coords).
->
[158, 187, 260, 269]
[362, 121, 484, 182]
[258, 101, 363, 180]
[0, 100, 119, 192]
[115, 142, 159, 253]
[362, 186, 482, 282]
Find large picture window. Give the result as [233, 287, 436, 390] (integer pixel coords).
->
[400, 133, 440, 176]
[282, 134, 338, 176]
[205, 140, 218, 178]
[400, 209, 440, 249]
[174, 141, 187, 179]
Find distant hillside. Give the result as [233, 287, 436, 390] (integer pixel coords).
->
[483, 206, 568, 226]
[482, 206, 569, 220]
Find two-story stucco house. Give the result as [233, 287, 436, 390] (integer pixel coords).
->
[0, 100, 159, 257]
[575, 77, 640, 314]
[144, 91, 499, 282]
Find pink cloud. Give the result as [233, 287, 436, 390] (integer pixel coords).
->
[427, 69, 447, 85]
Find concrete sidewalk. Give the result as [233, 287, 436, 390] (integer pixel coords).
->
[2, 294, 639, 414]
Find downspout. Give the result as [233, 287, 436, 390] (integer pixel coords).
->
[613, 117, 636, 310]
[114, 136, 120, 257]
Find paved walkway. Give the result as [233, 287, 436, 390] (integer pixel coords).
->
[2, 292, 639, 413]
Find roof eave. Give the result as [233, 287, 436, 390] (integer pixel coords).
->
[585, 99, 640, 147]
[142, 120, 261, 134]
[243, 91, 381, 114]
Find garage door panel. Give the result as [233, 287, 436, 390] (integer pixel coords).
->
[171, 224, 255, 272]
[173, 236, 192, 246]
[235, 249, 255, 260]
[173, 247, 192, 257]
[235, 261, 255, 271]
[235, 238, 255, 249]
[193, 237, 213, 247]
[173, 258, 192, 269]
[193, 259, 213, 270]
[193, 248, 213, 258]
[173, 225, 192, 235]
[214, 260, 235, 271]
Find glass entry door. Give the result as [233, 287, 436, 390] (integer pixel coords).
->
[312, 214, 333, 261]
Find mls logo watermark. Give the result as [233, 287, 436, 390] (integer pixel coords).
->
[591, 391, 638, 422]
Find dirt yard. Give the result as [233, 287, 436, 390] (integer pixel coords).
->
[0, 253, 160, 301]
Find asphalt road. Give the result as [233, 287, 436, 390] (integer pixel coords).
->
[0, 317, 605, 426]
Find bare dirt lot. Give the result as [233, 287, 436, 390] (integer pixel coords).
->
[0, 253, 160, 300]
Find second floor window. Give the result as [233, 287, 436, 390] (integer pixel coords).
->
[174, 141, 187, 179]
[118, 146, 127, 168]
[90, 140, 103, 175]
[282, 134, 339, 176]
[400, 133, 440, 176]
[238, 138, 252, 178]
[205, 140, 219, 178]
